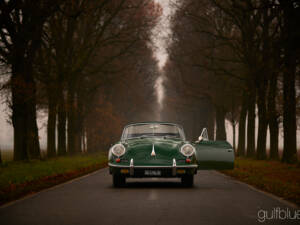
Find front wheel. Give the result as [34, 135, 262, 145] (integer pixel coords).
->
[113, 174, 126, 187]
[181, 175, 194, 187]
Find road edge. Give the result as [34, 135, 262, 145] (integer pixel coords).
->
[0, 167, 108, 209]
[215, 170, 299, 209]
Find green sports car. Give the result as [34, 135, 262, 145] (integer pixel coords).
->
[108, 122, 234, 187]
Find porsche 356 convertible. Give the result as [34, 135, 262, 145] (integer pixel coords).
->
[108, 122, 234, 187]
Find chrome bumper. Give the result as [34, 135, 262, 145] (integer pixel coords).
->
[109, 158, 198, 176]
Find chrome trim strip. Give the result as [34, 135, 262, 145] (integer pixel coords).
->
[173, 158, 176, 166]
[108, 163, 198, 168]
[172, 158, 176, 176]
[151, 144, 156, 156]
[130, 158, 134, 176]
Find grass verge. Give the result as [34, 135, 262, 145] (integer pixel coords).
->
[221, 157, 300, 206]
[0, 152, 107, 206]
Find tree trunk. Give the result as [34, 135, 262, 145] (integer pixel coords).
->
[258, 6, 273, 160]
[194, 112, 201, 140]
[237, 93, 247, 156]
[67, 83, 82, 154]
[74, 128, 82, 153]
[67, 85, 76, 154]
[215, 106, 226, 140]
[82, 126, 86, 153]
[232, 121, 236, 151]
[256, 80, 268, 160]
[207, 102, 215, 140]
[74, 111, 82, 154]
[247, 88, 256, 157]
[47, 88, 57, 157]
[12, 62, 40, 160]
[73, 92, 84, 153]
[282, 54, 297, 163]
[57, 87, 67, 156]
[86, 127, 96, 153]
[268, 74, 279, 160]
[208, 117, 215, 141]
[192, 111, 197, 140]
[12, 74, 28, 160]
[281, 1, 298, 163]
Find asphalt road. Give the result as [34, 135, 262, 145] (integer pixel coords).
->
[0, 169, 299, 225]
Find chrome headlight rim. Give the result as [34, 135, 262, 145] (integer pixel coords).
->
[111, 143, 126, 157]
[180, 143, 195, 157]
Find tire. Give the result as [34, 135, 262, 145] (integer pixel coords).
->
[113, 174, 126, 187]
[181, 175, 194, 187]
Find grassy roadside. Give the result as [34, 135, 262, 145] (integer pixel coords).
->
[221, 157, 300, 206]
[0, 152, 108, 205]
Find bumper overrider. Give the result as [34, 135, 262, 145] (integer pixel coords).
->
[109, 158, 198, 178]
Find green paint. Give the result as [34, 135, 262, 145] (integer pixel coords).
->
[109, 123, 235, 171]
[195, 140, 235, 170]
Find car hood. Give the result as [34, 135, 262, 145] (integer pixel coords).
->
[122, 138, 185, 166]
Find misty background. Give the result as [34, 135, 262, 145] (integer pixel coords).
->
[0, 0, 299, 161]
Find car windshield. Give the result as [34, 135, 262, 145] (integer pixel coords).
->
[122, 123, 185, 140]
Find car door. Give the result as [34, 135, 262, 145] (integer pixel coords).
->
[194, 128, 234, 170]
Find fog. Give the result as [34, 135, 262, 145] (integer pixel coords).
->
[0, 0, 299, 153]
[0, 101, 12, 150]
[0, 99, 47, 151]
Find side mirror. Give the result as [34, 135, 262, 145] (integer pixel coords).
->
[196, 136, 203, 143]
[195, 128, 209, 143]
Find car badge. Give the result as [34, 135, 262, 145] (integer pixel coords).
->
[151, 144, 156, 156]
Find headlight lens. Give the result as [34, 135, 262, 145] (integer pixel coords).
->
[111, 144, 126, 157]
[180, 144, 195, 157]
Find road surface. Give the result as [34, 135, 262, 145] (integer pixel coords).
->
[0, 169, 299, 225]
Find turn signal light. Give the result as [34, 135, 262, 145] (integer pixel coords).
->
[116, 158, 121, 163]
[121, 169, 129, 174]
[186, 158, 191, 163]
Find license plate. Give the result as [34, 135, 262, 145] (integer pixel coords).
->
[144, 170, 161, 176]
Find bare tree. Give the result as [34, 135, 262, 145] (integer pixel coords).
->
[35, 0, 161, 154]
[0, 0, 62, 160]
[280, 0, 300, 163]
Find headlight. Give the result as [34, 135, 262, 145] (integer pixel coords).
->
[111, 144, 126, 157]
[180, 144, 195, 157]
